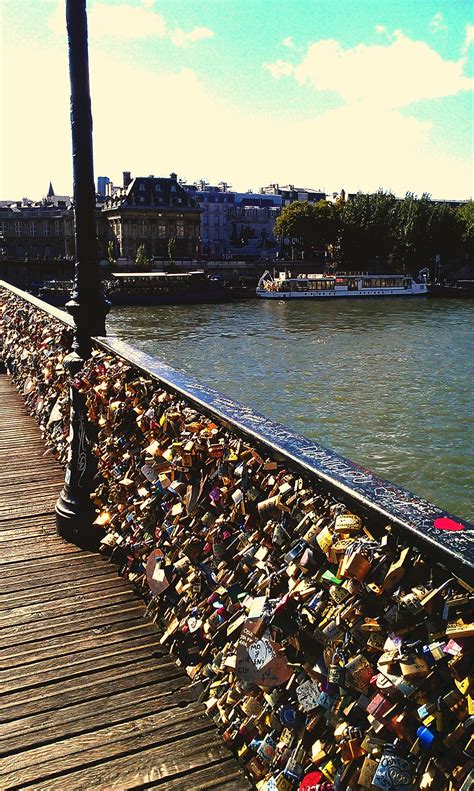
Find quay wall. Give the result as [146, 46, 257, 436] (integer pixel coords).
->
[0, 281, 473, 790]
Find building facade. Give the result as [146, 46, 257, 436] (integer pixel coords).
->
[0, 186, 74, 261]
[97, 176, 110, 197]
[102, 173, 201, 260]
[260, 183, 327, 206]
[184, 183, 283, 260]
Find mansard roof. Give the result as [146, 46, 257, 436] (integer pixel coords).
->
[103, 175, 199, 210]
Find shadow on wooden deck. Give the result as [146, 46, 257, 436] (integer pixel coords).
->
[0, 374, 250, 790]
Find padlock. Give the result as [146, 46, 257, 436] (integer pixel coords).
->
[399, 652, 430, 679]
[358, 755, 379, 787]
[328, 648, 346, 687]
[340, 541, 373, 582]
[372, 744, 415, 790]
[339, 726, 365, 764]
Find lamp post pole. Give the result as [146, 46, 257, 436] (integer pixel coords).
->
[56, 0, 110, 546]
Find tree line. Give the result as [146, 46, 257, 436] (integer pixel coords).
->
[274, 191, 473, 276]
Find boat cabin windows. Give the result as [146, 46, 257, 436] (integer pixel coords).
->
[362, 277, 404, 289]
[311, 279, 335, 291]
[279, 278, 336, 292]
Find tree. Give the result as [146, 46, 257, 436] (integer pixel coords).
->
[168, 237, 176, 265]
[135, 243, 150, 270]
[458, 200, 474, 241]
[107, 240, 116, 266]
[458, 200, 474, 262]
[274, 200, 340, 261]
[338, 190, 399, 271]
[311, 200, 341, 256]
[394, 194, 463, 275]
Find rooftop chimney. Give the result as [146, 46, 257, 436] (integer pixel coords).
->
[123, 171, 131, 189]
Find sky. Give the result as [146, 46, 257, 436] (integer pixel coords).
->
[1, 0, 473, 200]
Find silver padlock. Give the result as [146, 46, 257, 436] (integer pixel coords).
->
[328, 647, 345, 686]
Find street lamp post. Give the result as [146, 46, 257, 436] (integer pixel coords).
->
[55, 0, 110, 546]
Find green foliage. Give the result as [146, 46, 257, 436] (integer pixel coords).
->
[338, 190, 399, 270]
[274, 192, 467, 273]
[458, 200, 474, 242]
[168, 237, 177, 263]
[135, 243, 150, 270]
[274, 200, 340, 259]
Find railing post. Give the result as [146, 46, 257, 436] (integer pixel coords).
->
[55, 0, 110, 545]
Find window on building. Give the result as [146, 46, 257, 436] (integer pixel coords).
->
[158, 224, 166, 238]
[54, 220, 60, 236]
[29, 221, 36, 236]
[176, 221, 185, 238]
[139, 183, 145, 192]
[43, 221, 49, 236]
[15, 221, 22, 237]
[0, 221, 7, 235]
[139, 220, 147, 235]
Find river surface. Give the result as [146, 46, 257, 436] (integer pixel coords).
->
[107, 297, 474, 522]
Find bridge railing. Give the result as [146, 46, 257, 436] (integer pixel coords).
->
[1, 279, 473, 790]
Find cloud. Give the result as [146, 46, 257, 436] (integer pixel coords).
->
[263, 59, 294, 79]
[464, 25, 474, 50]
[266, 31, 473, 109]
[170, 26, 215, 47]
[89, 2, 167, 39]
[48, 1, 214, 47]
[283, 36, 294, 49]
[48, 1, 166, 39]
[2, 36, 472, 203]
[429, 12, 447, 34]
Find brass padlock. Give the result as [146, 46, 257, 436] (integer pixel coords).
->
[399, 652, 430, 679]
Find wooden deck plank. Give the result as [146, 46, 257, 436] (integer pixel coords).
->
[0, 617, 156, 666]
[0, 575, 127, 614]
[0, 706, 214, 787]
[148, 761, 250, 790]
[0, 586, 142, 630]
[0, 563, 115, 595]
[0, 681, 196, 757]
[0, 657, 184, 724]
[0, 371, 248, 788]
[0, 599, 147, 649]
[0, 635, 164, 694]
[19, 730, 240, 791]
[0, 574, 126, 610]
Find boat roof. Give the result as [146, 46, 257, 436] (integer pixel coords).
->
[111, 270, 205, 278]
[282, 272, 408, 279]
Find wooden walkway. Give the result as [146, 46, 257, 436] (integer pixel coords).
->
[0, 374, 250, 790]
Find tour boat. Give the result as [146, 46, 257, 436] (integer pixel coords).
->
[256, 270, 428, 299]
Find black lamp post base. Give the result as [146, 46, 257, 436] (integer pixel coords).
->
[55, 493, 104, 550]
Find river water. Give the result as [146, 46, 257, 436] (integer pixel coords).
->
[107, 297, 474, 522]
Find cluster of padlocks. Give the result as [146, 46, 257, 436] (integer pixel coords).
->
[1, 289, 472, 790]
[1, 294, 72, 465]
